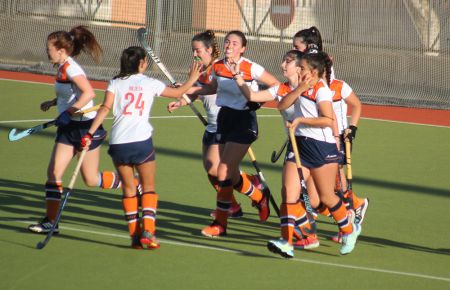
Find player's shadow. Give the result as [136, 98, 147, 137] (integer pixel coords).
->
[1, 177, 449, 256]
[0, 178, 282, 251]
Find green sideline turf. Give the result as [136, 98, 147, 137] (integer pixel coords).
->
[0, 79, 449, 290]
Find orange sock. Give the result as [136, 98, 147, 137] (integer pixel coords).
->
[141, 191, 158, 234]
[45, 181, 63, 223]
[329, 198, 352, 234]
[316, 203, 331, 217]
[215, 179, 233, 228]
[281, 202, 306, 244]
[122, 195, 140, 236]
[347, 190, 364, 209]
[208, 174, 239, 207]
[99, 171, 122, 189]
[234, 172, 262, 202]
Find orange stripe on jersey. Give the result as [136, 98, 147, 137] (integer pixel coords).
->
[301, 80, 326, 102]
[330, 79, 344, 102]
[56, 62, 71, 83]
[198, 65, 213, 85]
[277, 82, 292, 97]
[213, 59, 253, 81]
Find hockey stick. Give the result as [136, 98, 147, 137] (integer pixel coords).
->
[247, 148, 280, 217]
[288, 127, 317, 235]
[344, 139, 355, 209]
[36, 149, 88, 249]
[137, 27, 207, 126]
[136, 28, 281, 217]
[270, 137, 289, 163]
[8, 104, 101, 142]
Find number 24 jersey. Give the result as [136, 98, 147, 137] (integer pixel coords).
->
[107, 73, 166, 145]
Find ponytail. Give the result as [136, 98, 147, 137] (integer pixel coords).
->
[47, 25, 102, 64]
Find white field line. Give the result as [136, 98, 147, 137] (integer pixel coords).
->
[1, 77, 448, 128]
[0, 115, 280, 124]
[12, 220, 450, 283]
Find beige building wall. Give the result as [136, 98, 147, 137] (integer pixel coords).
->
[193, 0, 243, 31]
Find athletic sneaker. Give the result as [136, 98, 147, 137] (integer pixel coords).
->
[340, 223, 362, 255]
[201, 221, 227, 238]
[354, 198, 369, 225]
[210, 204, 244, 219]
[28, 216, 59, 234]
[250, 174, 264, 190]
[267, 238, 294, 259]
[252, 194, 270, 222]
[140, 231, 160, 249]
[293, 235, 320, 250]
[131, 235, 143, 249]
[329, 232, 343, 244]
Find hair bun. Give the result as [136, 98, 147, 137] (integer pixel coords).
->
[307, 44, 319, 54]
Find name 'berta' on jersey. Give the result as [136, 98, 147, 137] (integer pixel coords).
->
[107, 73, 166, 145]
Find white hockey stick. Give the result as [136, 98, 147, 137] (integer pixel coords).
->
[137, 27, 207, 126]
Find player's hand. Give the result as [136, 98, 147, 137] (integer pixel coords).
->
[40, 99, 56, 112]
[289, 117, 302, 129]
[167, 101, 182, 113]
[226, 59, 240, 77]
[187, 61, 202, 81]
[344, 125, 357, 141]
[80, 133, 93, 150]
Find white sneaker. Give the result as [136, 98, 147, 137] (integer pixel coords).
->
[355, 198, 369, 225]
[267, 238, 294, 258]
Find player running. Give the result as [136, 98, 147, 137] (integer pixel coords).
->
[28, 26, 132, 234]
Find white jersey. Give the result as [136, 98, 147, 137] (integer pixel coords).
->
[197, 65, 219, 133]
[268, 82, 296, 122]
[293, 79, 335, 143]
[330, 79, 353, 133]
[107, 73, 166, 144]
[55, 57, 96, 121]
[212, 57, 265, 110]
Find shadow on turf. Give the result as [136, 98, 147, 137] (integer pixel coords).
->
[2, 123, 449, 199]
[1, 174, 449, 256]
[0, 178, 289, 252]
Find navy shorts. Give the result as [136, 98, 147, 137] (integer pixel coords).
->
[285, 136, 340, 169]
[202, 130, 219, 147]
[108, 137, 155, 165]
[216, 106, 258, 144]
[56, 120, 106, 150]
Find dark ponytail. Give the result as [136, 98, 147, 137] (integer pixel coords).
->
[293, 26, 323, 52]
[114, 46, 147, 79]
[47, 25, 102, 64]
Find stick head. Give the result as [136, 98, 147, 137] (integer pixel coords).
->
[8, 128, 18, 141]
[137, 27, 148, 43]
[36, 241, 46, 249]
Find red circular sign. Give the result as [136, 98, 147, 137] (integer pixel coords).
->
[269, 0, 296, 30]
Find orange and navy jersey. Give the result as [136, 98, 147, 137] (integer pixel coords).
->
[196, 63, 219, 133]
[294, 79, 335, 143]
[197, 64, 214, 86]
[329, 79, 353, 132]
[268, 82, 295, 122]
[54, 57, 96, 120]
[212, 57, 265, 110]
